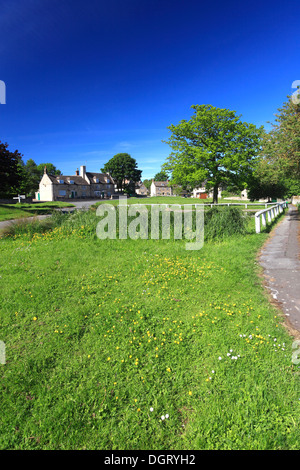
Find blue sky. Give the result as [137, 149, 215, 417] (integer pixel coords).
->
[0, 0, 299, 180]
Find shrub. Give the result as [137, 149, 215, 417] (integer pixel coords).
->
[204, 206, 249, 240]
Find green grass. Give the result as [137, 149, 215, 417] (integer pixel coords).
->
[0, 205, 298, 450]
[93, 196, 276, 212]
[0, 202, 75, 222]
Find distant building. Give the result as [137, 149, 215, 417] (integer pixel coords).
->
[135, 181, 149, 196]
[35, 165, 115, 201]
[150, 180, 173, 197]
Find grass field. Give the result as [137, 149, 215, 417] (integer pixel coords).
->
[94, 196, 273, 210]
[0, 204, 299, 450]
[0, 202, 75, 222]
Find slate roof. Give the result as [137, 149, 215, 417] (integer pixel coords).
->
[48, 175, 87, 185]
[152, 181, 170, 187]
[86, 172, 114, 184]
[47, 173, 114, 185]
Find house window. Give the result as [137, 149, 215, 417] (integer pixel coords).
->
[69, 180, 74, 184]
[59, 190, 66, 196]
[59, 180, 64, 184]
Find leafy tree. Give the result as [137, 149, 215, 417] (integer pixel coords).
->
[36, 163, 61, 177]
[0, 141, 24, 198]
[142, 179, 152, 190]
[162, 104, 264, 203]
[22, 160, 62, 196]
[246, 149, 287, 201]
[101, 153, 142, 191]
[247, 90, 300, 201]
[261, 91, 300, 196]
[153, 170, 168, 181]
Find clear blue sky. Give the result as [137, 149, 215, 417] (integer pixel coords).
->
[0, 0, 299, 180]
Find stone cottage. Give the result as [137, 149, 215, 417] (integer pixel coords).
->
[35, 165, 115, 201]
[150, 180, 173, 197]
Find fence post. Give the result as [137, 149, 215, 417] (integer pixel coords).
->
[255, 214, 261, 233]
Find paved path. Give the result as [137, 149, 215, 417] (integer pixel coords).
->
[0, 200, 97, 231]
[259, 204, 300, 335]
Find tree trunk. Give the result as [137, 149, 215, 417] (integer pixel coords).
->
[213, 184, 218, 204]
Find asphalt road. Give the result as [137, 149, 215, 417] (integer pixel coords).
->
[259, 204, 300, 335]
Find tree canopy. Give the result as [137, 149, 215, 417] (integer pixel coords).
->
[0, 141, 24, 198]
[0, 141, 62, 198]
[153, 170, 168, 181]
[162, 104, 264, 203]
[101, 153, 142, 192]
[248, 90, 300, 200]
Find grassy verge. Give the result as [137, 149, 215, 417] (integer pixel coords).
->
[92, 197, 276, 213]
[0, 202, 75, 222]
[0, 206, 298, 450]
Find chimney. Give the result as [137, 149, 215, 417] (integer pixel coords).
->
[75, 169, 79, 176]
[80, 165, 86, 178]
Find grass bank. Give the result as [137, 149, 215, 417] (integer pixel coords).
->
[0, 202, 75, 222]
[0, 206, 298, 450]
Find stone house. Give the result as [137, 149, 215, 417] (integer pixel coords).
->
[135, 181, 149, 196]
[150, 180, 173, 197]
[35, 165, 115, 201]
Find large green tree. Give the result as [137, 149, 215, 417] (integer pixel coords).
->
[22, 160, 62, 196]
[162, 104, 264, 203]
[247, 89, 300, 200]
[153, 170, 168, 181]
[142, 179, 152, 190]
[101, 153, 142, 192]
[262, 91, 300, 195]
[0, 141, 24, 198]
[0, 142, 62, 197]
